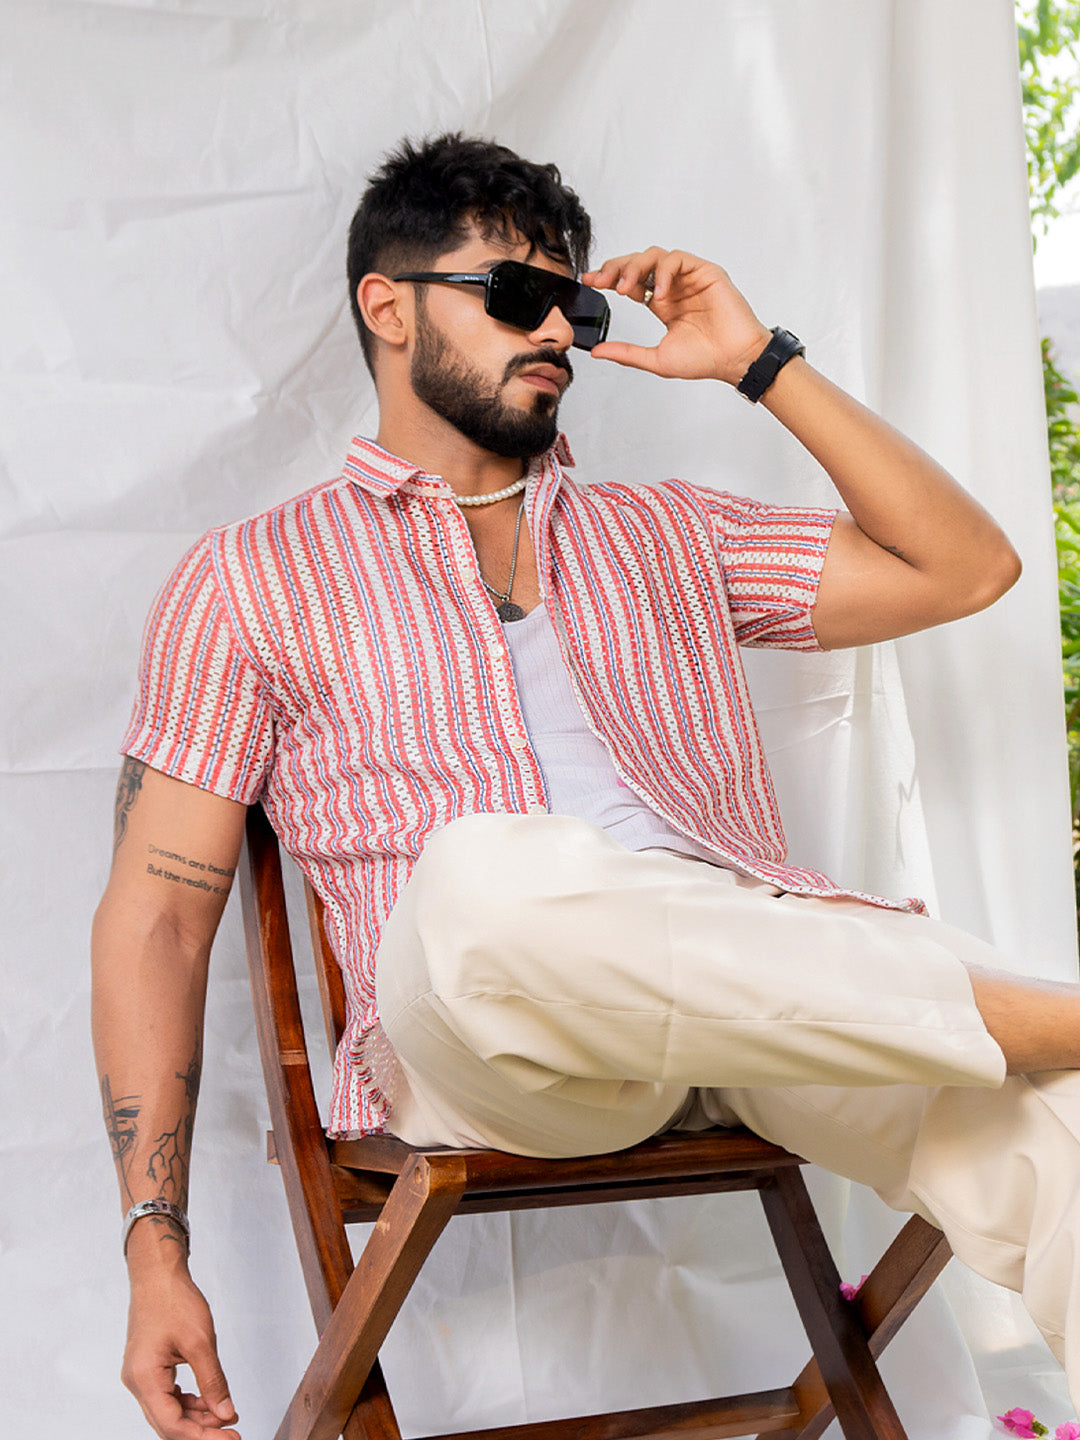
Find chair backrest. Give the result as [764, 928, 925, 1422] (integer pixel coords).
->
[239, 802, 358, 1323]
[302, 873, 347, 1059]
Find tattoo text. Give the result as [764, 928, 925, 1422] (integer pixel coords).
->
[146, 841, 234, 897]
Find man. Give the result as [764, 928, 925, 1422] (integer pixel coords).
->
[93, 132, 1080, 1440]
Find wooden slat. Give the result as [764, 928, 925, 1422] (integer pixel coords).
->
[329, 1129, 804, 1187]
[240, 808, 355, 1331]
[305, 880, 348, 1057]
[335, 1169, 784, 1224]
[327, 1128, 809, 1225]
[759, 1169, 907, 1440]
[341, 1360, 398, 1440]
[415, 1387, 802, 1440]
[856, 1215, 952, 1356]
[766, 1215, 951, 1440]
[275, 1153, 467, 1440]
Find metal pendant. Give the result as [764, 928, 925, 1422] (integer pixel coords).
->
[497, 601, 526, 623]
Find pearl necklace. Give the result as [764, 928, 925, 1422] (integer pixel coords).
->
[453, 476, 527, 508]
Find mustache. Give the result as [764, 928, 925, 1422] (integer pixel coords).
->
[503, 348, 574, 388]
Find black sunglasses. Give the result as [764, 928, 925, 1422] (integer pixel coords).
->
[393, 259, 611, 351]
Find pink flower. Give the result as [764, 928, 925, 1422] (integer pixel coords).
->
[839, 1274, 869, 1302]
[997, 1410, 1039, 1438]
[994, 1410, 1078, 1439]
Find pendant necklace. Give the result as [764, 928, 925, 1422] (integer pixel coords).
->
[482, 499, 527, 623]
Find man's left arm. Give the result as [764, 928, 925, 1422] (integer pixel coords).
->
[585, 247, 1022, 649]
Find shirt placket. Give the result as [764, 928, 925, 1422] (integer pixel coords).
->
[434, 481, 549, 818]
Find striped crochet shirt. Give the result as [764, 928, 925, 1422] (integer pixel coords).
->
[122, 433, 924, 1136]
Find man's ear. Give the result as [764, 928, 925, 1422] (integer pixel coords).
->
[358, 274, 409, 353]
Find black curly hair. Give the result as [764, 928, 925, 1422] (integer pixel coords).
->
[347, 133, 593, 375]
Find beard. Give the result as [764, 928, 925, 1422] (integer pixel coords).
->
[409, 309, 570, 460]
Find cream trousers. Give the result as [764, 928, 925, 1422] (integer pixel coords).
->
[375, 813, 1080, 1404]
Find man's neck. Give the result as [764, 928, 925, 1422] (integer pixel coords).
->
[375, 405, 526, 501]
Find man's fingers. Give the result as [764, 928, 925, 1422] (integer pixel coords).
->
[176, 1386, 217, 1420]
[133, 1371, 238, 1440]
[589, 340, 664, 373]
[584, 250, 720, 330]
[126, 1349, 239, 1438]
[177, 1386, 211, 1411]
[583, 247, 669, 298]
[649, 250, 700, 304]
[585, 248, 724, 310]
[188, 1341, 238, 1425]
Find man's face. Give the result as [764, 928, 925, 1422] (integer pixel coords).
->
[407, 224, 575, 460]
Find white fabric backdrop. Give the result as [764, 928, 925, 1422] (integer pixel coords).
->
[2, 1, 1076, 1436]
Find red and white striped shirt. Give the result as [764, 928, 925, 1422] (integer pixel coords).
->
[123, 434, 923, 1135]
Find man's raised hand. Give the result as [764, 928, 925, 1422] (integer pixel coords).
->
[582, 247, 772, 386]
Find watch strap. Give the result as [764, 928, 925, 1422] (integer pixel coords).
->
[736, 327, 805, 403]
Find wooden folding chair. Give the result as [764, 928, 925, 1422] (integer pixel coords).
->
[239, 803, 952, 1440]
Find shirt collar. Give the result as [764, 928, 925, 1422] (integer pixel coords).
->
[341, 432, 575, 498]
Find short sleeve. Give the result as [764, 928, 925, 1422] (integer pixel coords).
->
[121, 534, 274, 802]
[700, 491, 838, 649]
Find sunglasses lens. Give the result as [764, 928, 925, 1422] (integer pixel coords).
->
[487, 262, 550, 329]
[560, 284, 609, 350]
[566, 300, 610, 351]
[488, 262, 610, 351]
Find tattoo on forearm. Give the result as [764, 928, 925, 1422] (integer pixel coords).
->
[145, 841, 234, 897]
[102, 1036, 200, 1234]
[112, 758, 146, 858]
[883, 544, 908, 562]
[140, 1214, 189, 1250]
[145, 1050, 201, 1206]
[101, 1075, 142, 1208]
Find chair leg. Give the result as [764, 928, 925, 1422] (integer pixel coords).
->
[853, 1214, 952, 1355]
[766, 1214, 951, 1440]
[340, 1361, 400, 1440]
[274, 1152, 468, 1440]
[758, 1167, 910, 1440]
[295, 1353, 400, 1440]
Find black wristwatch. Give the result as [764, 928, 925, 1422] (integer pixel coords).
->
[736, 327, 805, 403]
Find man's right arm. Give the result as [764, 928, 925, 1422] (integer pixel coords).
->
[92, 758, 248, 1440]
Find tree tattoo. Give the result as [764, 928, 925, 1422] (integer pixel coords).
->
[112, 757, 146, 858]
[145, 1050, 201, 1205]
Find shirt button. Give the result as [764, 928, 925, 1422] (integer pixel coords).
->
[509, 735, 528, 750]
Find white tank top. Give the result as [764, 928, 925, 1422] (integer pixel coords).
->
[501, 603, 726, 865]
